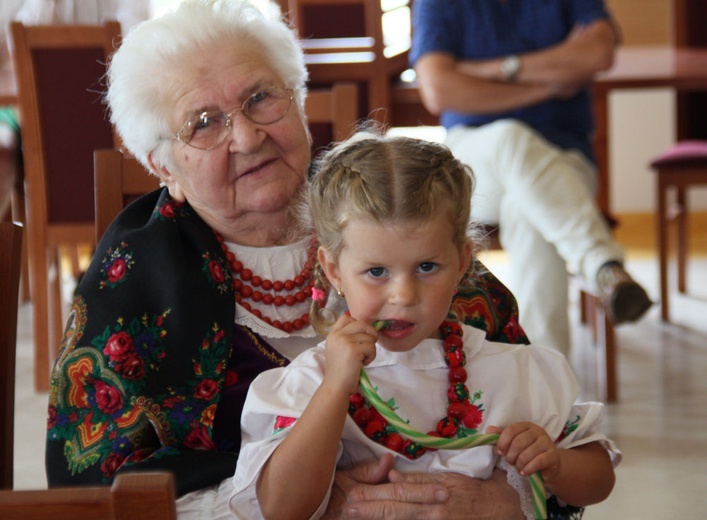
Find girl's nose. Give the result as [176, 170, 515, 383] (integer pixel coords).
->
[388, 277, 419, 307]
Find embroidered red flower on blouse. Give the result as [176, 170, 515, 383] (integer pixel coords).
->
[273, 416, 296, 434]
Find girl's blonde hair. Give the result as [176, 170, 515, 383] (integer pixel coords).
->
[306, 130, 482, 333]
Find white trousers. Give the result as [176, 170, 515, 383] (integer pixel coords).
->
[446, 120, 624, 355]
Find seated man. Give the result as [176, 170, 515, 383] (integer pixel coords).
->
[410, 0, 652, 355]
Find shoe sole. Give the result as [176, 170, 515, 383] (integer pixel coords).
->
[609, 282, 653, 324]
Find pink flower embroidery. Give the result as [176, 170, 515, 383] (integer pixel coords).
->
[273, 416, 296, 434]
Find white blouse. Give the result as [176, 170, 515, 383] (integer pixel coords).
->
[230, 325, 621, 520]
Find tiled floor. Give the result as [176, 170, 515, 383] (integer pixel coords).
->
[12, 251, 707, 519]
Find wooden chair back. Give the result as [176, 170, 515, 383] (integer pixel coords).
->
[305, 82, 359, 154]
[0, 222, 23, 489]
[289, 0, 410, 124]
[0, 471, 177, 519]
[10, 21, 122, 391]
[94, 150, 160, 243]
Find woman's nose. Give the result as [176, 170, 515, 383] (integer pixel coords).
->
[227, 113, 266, 153]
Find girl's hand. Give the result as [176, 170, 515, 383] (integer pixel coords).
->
[322, 314, 378, 396]
[486, 423, 561, 481]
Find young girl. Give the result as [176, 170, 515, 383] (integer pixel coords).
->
[229, 132, 620, 520]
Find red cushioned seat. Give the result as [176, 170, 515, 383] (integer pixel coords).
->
[650, 140, 707, 167]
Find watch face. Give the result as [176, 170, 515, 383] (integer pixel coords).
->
[501, 55, 520, 81]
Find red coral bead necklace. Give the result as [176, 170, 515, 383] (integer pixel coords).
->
[348, 320, 482, 460]
[215, 233, 317, 332]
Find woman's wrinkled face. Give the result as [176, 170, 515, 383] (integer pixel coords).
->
[152, 42, 311, 243]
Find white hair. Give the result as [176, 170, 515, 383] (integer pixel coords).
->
[105, 0, 308, 169]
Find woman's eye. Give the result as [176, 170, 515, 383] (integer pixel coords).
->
[418, 262, 438, 274]
[248, 89, 270, 106]
[367, 267, 386, 278]
[193, 113, 220, 132]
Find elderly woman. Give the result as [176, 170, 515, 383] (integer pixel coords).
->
[45, 1, 530, 518]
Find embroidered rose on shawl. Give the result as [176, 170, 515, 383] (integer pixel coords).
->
[47, 404, 57, 430]
[202, 251, 232, 294]
[159, 202, 176, 219]
[100, 452, 126, 478]
[499, 316, 523, 344]
[183, 426, 216, 450]
[194, 379, 218, 400]
[209, 259, 226, 283]
[94, 313, 169, 386]
[92, 380, 124, 416]
[99, 242, 135, 289]
[108, 258, 127, 283]
[224, 369, 239, 387]
[116, 354, 146, 380]
[103, 331, 134, 362]
[154, 199, 187, 221]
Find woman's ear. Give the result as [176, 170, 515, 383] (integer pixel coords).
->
[148, 152, 186, 202]
[318, 246, 341, 289]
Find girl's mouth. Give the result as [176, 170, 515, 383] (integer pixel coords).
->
[374, 319, 415, 338]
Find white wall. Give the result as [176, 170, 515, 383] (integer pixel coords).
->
[610, 89, 707, 213]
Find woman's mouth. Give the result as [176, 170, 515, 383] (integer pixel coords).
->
[239, 157, 276, 178]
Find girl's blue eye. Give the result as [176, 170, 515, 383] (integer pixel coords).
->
[368, 267, 386, 278]
[418, 262, 437, 273]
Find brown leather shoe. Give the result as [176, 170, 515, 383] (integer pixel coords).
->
[596, 262, 653, 324]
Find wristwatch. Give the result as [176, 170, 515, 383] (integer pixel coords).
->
[500, 54, 520, 82]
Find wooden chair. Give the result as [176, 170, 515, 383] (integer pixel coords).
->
[289, 0, 410, 124]
[0, 222, 23, 489]
[0, 96, 30, 303]
[650, 140, 707, 322]
[10, 21, 123, 391]
[94, 150, 160, 243]
[0, 471, 177, 519]
[304, 82, 359, 154]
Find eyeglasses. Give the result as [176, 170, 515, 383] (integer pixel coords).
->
[173, 87, 294, 150]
